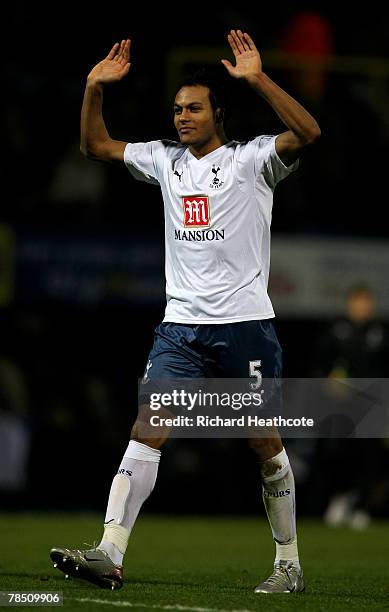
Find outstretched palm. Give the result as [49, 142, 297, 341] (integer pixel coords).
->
[221, 30, 262, 80]
[88, 39, 131, 84]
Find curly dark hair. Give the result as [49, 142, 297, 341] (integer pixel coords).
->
[176, 66, 231, 123]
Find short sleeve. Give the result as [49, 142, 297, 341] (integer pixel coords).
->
[253, 135, 299, 189]
[123, 141, 165, 185]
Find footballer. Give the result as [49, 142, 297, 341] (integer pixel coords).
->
[50, 30, 320, 593]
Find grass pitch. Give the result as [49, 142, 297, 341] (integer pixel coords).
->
[1, 513, 388, 611]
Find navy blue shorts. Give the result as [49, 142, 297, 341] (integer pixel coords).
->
[142, 320, 282, 380]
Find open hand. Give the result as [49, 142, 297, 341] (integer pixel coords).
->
[87, 39, 131, 85]
[221, 30, 262, 81]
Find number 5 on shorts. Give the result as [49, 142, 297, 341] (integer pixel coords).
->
[249, 360, 262, 390]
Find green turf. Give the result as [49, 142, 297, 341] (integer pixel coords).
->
[1, 514, 388, 611]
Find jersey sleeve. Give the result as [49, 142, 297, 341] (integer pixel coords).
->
[123, 140, 165, 185]
[252, 135, 299, 189]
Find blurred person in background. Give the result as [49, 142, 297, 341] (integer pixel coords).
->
[277, 11, 386, 236]
[319, 286, 387, 379]
[0, 351, 31, 507]
[312, 286, 389, 528]
[50, 29, 320, 593]
[48, 137, 108, 222]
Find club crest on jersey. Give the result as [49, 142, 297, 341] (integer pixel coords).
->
[209, 164, 224, 189]
[182, 196, 210, 227]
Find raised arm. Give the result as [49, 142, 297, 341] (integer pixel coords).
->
[80, 39, 131, 163]
[221, 30, 321, 166]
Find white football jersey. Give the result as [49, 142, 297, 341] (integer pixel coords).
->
[124, 137, 298, 323]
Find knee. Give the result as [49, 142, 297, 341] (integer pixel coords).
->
[249, 436, 283, 462]
[131, 420, 168, 450]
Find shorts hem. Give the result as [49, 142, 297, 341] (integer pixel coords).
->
[162, 314, 275, 325]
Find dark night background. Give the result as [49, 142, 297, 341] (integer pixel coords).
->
[1, 2, 389, 522]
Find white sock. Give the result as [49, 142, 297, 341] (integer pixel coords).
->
[260, 448, 300, 567]
[98, 440, 161, 565]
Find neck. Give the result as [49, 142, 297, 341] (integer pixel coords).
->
[189, 131, 228, 159]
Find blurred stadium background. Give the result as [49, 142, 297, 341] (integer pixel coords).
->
[2, 2, 389, 528]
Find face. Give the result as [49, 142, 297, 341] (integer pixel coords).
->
[174, 85, 219, 147]
[346, 291, 375, 323]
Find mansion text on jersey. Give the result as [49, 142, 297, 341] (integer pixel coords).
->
[174, 229, 225, 241]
